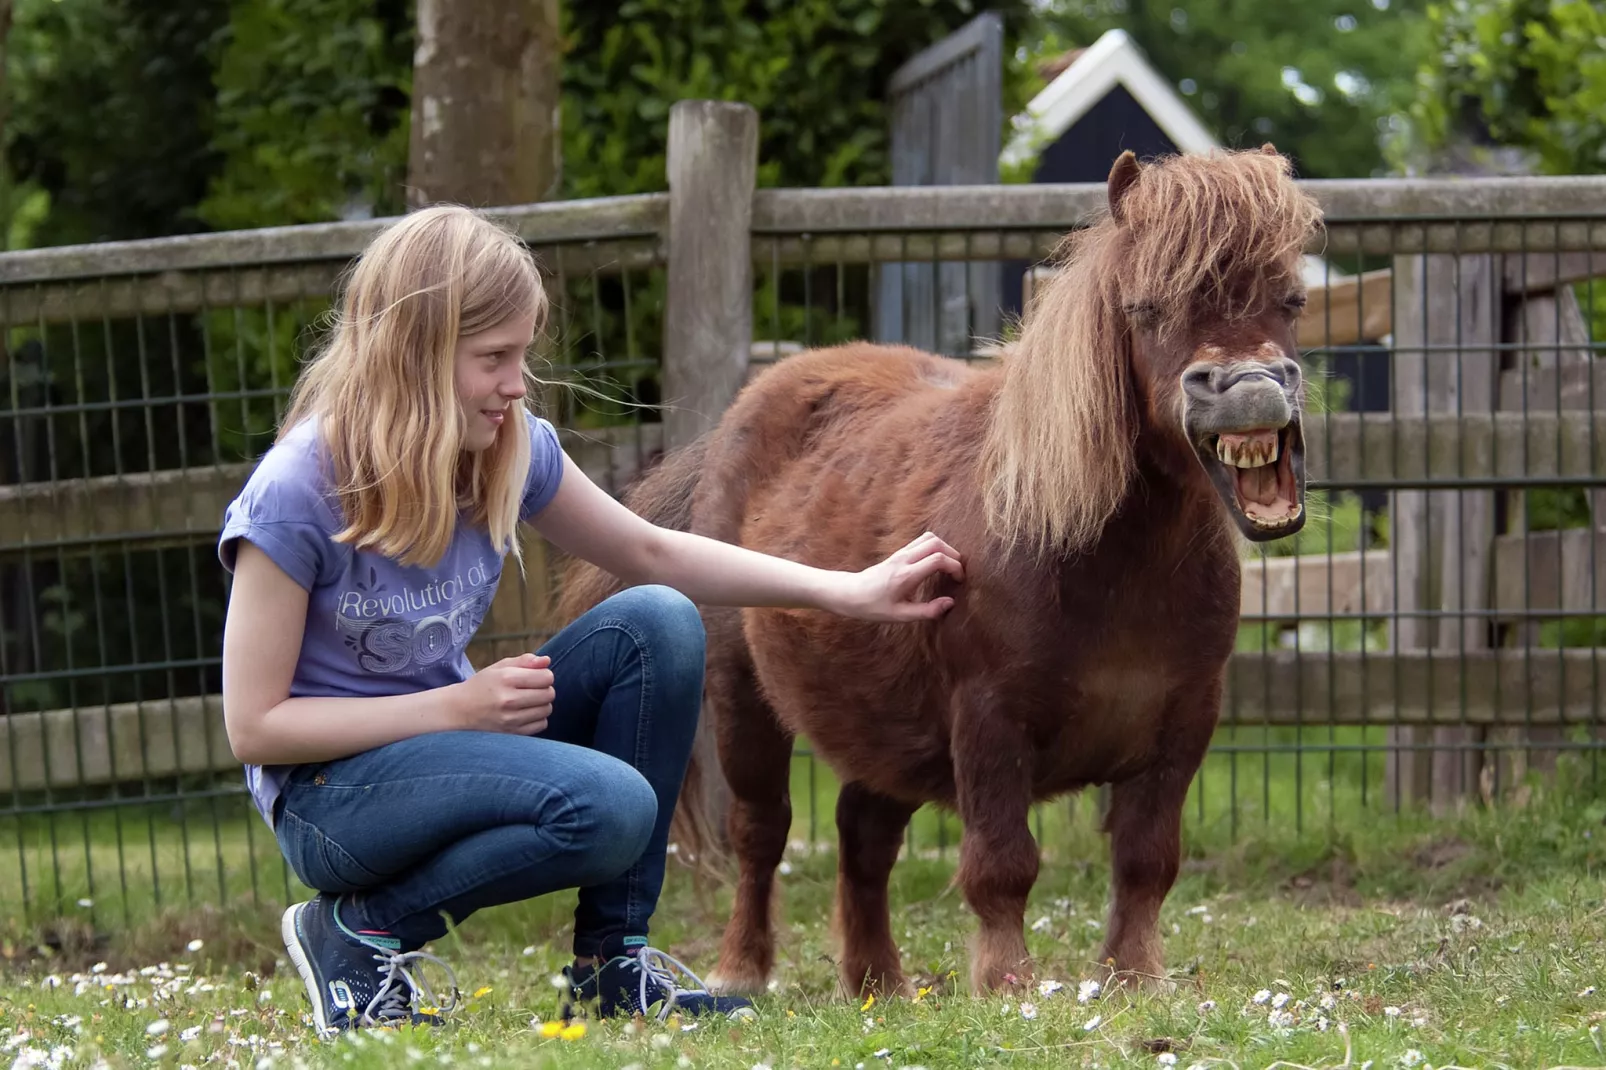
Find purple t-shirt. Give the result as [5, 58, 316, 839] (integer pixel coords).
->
[217, 411, 566, 826]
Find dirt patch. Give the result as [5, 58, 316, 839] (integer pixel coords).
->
[1411, 837, 1472, 870]
[1283, 855, 1362, 907]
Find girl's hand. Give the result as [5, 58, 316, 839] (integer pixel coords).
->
[449, 653, 556, 735]
[835, 531, 965, 622]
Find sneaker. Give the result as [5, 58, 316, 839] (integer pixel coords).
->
[280, 894, 459, 1039]
[561, 933, 756, 1023]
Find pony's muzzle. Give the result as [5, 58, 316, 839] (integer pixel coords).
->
[1181, 357, 1306, 541]
[1182, 357, 1300, 406]
[1182, 361, 1298, 437]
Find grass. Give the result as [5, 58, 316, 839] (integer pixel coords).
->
[3, 755, 1606, 1068]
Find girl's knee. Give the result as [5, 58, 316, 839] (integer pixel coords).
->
[606, 585, 705, 663]
[570, 762, 657, 879]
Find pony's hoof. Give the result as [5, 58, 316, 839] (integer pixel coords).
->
[703, 969, 768, 997]
[969, 963, 1037, 996]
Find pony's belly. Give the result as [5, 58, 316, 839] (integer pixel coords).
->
[744, 619, 957, 803]
[799, 720, 957, 805]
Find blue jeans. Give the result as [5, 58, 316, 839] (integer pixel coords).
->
[271, 585, 705, 956]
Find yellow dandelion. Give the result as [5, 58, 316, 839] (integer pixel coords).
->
[416, 1006, 440, 1017]
[860, 993, 875, 1012]
[786, 1009, 796, 1018]
[560, 1022, 587, 1041]
[472, 986, 493, 999]
[914, 986, 932, 1003]
[539, 1021, 565, 1038]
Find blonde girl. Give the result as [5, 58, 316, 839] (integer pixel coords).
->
[218, 205, 963, 1037]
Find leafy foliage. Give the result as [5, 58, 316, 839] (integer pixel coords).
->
[200, 0, 413, 229]
[5, 0, 229, 246]
[1393, 0, 1606, 176]
[561, 0, 1036, 196]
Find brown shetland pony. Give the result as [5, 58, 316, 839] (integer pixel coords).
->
[556, 146, 1320, 997]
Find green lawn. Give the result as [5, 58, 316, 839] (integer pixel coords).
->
[3, 751, 1605, 1068]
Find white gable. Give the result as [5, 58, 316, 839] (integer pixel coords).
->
[1001, 29, 1217, 169]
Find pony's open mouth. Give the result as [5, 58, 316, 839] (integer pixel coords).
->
[1196, 424, 1306, 539]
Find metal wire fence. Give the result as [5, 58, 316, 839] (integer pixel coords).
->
[3, 179, 1605, 931]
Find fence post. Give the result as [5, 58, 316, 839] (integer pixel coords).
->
[660, 100, 759, 859]
[1493, 263, 1601, 784]
[662, 100, 760, 450]
[1387, 252, 1499, 814]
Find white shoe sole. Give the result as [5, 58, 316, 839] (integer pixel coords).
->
[281, 902, 339, 1041]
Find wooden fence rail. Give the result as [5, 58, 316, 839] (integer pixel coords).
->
[4, 412, 1603, 551]
[5, 648, 1601, 795]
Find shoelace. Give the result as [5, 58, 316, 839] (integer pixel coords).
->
[361, 948, 459, 1027]
[632, 946, 715, 1022]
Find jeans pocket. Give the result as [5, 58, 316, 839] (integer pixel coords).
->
[275, 808, 380, 895]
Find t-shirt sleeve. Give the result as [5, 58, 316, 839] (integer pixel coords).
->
[520, 411, 566, 521]
[217, 458, 340, 592]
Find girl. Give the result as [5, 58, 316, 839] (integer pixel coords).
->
[217, 204, 963, 1038]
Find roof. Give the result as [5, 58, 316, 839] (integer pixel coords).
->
[1000, 29, 1217, 171]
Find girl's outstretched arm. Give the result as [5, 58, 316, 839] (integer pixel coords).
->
[530, 453, 964, 623]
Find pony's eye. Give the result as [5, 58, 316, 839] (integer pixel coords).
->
[1124, 301, 1162, 327]
[1282, 293, 1308, 314]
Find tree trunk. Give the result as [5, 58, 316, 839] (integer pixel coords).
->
[407, 0, 561, 209]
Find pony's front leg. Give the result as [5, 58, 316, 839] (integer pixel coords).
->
[1098, 679, 1218, 990]
[952, 699, 1038, 994]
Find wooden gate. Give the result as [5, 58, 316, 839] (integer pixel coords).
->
[874, 12, 1004, 356]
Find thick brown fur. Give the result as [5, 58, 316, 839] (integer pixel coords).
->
[554, 147, 1322, 998]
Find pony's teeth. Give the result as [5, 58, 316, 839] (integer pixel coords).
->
[1216, 434, 1280, 468]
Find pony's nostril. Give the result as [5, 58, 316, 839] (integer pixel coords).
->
[1181, 365, 1217, 396]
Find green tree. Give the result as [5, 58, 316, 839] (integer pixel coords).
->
[1391, 0, 1606, 176]
[561, 0, 1035, 196]
[1020, 0, 1432, 179]
[5, 0, 229, 246]
[200, 0, 412, 229]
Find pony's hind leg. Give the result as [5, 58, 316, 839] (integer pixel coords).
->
[704, 654, 795, 996]
[951, 702, 1039, 994]
[832, 782, 918, 998]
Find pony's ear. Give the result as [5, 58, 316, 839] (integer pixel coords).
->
[1107, 150, 1142, 223]
[1259, 142, 1279, 156]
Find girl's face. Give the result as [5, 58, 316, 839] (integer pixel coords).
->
[454, 313, 536, 452]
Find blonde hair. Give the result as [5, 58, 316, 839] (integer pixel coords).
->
[281, 204, 548, 569]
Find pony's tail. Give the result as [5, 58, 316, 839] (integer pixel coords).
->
[551, 433, 729, 879]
